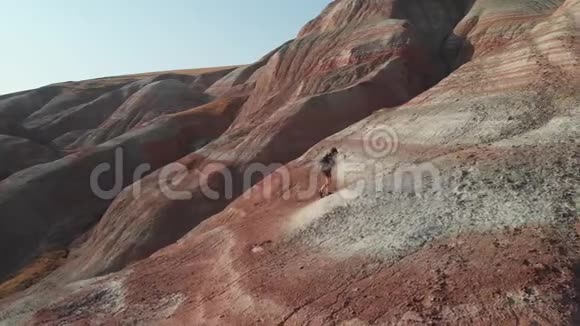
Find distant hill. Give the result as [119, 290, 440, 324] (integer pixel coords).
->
[0, 1, 579, 324]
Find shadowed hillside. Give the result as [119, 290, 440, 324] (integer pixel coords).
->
[0, 1, 579, 324]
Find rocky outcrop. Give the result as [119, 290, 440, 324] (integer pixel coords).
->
[1, 0, 579, 324]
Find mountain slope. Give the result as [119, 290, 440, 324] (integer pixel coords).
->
[0, 67, 237, 283]
[0, 0, 579, 324]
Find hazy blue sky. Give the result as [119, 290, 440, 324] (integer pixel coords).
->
[0, 1, 330, 95]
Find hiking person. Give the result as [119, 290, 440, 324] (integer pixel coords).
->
[319, 147, 339, 198]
